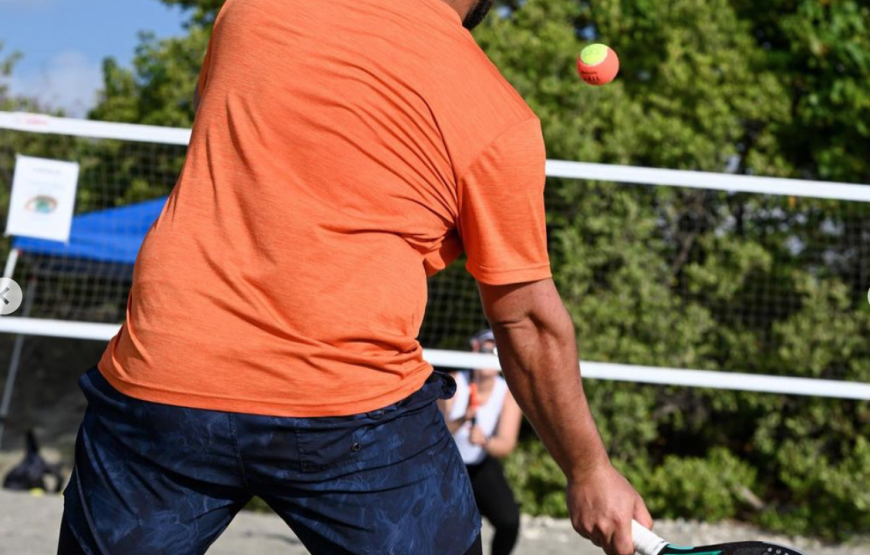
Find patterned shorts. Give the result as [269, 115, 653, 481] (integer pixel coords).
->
[62, 367, 480, 555]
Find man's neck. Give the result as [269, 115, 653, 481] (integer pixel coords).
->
[439, 0, 473, 22]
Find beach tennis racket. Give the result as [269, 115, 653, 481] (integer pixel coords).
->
[468, 382, 479, 426]
[632, 520, 808, 555]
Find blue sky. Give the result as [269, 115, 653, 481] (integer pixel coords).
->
[0, 0, 187, 117]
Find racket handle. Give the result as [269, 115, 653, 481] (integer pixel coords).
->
[468, 383, 479, 427]
[632, 520, 668, 555]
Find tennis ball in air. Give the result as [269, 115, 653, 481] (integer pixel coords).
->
[577, 44, 620, 86]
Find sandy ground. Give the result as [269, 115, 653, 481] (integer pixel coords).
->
[1, 488, 868, 555]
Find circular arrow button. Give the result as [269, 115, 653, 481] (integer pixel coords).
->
[0, 278, 23, 316]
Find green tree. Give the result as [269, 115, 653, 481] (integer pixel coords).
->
[158, 0, 223, 26]
[0, 43, 72, 259]
[732, 0, 870, 183]
[90, 27, 210, 127]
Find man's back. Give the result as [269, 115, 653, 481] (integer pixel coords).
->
[98, 0, 550, 416]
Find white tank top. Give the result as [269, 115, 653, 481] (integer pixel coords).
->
[448, 371, 508, 465]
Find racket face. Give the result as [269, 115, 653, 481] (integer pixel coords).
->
[659, 541, 808, 555]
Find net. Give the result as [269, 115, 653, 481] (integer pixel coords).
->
[0, 114, 188, 324]
[422, 174, 870, 385]
[1, 112, 869, 394]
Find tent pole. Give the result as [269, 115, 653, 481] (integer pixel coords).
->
[3, 248, 19, 279]
[0, 278, 36, 452]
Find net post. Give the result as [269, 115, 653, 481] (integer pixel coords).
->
[0, 278, 37, 451]
[3, 248, 19, 280]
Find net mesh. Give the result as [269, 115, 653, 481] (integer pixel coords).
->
[2, 119, 869, 383]
[0, 128, 186, 323]
[421, 179, 870, 382]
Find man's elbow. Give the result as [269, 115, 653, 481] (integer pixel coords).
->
[480, 279, 573, 336]
[479, 280, 547, 328]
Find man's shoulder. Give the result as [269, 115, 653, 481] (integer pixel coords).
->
[427, 34, 535, 117]
[421, 40, 539, 175]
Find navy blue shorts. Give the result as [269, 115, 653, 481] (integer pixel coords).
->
[61, 368, 481, 555]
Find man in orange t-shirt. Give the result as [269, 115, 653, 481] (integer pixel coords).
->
[59, 0, 651, 554]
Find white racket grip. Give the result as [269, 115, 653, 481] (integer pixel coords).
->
[632, 520, 668, 555]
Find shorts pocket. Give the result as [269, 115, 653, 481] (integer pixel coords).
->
[295, 399, 448, 475]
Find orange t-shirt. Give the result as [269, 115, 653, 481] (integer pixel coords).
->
[99, 0, 551, 416]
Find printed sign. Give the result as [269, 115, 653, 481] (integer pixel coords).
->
[5, 155, 80, 243]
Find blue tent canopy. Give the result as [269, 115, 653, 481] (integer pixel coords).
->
[12, 197, 166, 266]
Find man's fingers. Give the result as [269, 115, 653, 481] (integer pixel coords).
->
[588, 519, 633, 555]
[612, 519, 635, 555]
[593, 525, 614, 555]
[633, 498, 654, 530]
[588, 530, 605, 549]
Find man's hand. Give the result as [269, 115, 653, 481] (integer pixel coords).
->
[567, 462, 652, 555]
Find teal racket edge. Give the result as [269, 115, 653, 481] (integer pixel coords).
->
[632, 520, 808, 555]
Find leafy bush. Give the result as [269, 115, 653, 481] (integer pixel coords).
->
[504, 437, 569, 518]
[624, 448, 758, 521]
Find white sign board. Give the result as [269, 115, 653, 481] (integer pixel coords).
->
[5, 155, 80, 243]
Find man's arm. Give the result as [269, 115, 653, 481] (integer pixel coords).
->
[478, 278, 652, 555]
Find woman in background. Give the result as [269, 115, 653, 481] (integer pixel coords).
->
[441, 329, 524, 555]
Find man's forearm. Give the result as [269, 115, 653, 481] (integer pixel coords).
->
[481, 280, 652, 555]
[487, 288, 610, 480]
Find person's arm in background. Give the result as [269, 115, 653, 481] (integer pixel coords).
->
[478, 278, 652, 555]
[469, 390, 521, 458]
[437, 372, 477, 435]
